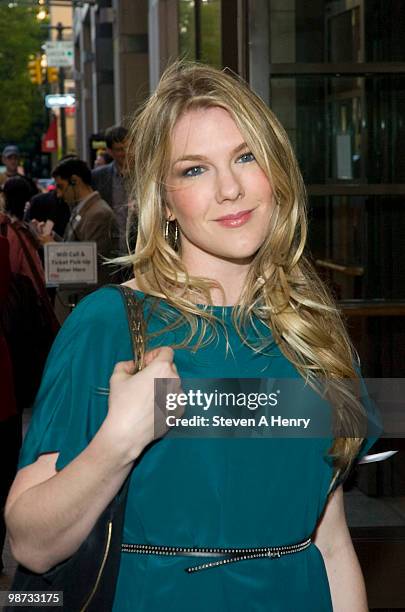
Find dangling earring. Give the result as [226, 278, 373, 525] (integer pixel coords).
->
[164, 218, 179, 249]
[173, 221, 178, 248]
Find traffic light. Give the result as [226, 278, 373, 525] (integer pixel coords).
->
[28, 55, 42, 85]
[47, 66, 59, 84]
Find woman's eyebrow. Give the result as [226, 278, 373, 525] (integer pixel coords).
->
[172, 142, 248, 166]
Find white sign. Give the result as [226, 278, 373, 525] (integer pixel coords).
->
[44, 242, 98, 285]
[45, 94, 76, 109]
[45, 41, 74, 67]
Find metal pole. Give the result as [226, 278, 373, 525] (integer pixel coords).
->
[57, 21, 67, 157]
[195, 0, 201, 60]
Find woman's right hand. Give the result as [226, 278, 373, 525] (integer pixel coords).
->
[103, 346, 184, 463]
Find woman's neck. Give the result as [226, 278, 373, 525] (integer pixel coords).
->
[124, 267, 249, 307]
[181, 253, 251, 306]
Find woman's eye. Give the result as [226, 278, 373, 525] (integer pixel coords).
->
[237, 152, 255, 163]
[183, 166, 205, 177]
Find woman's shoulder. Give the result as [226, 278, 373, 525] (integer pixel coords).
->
[48, 285, 136, 363]
[62, 282, 156, 337]
[52, 286, 127, 347]
[68, 284, 132, 326]
[54, 282, 172, 364]
[4, 217, 41, 249]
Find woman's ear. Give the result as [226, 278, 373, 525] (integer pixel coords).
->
[164, 203, 175, 221]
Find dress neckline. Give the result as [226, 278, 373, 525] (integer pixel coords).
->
[130, 288, 235, 314]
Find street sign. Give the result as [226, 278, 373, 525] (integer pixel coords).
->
[45, 41, 74, 67]
[44, 242, 98, 285]
[45, 93, 76, 109]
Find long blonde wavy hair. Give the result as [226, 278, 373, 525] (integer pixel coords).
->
[120, 60, 367, 492]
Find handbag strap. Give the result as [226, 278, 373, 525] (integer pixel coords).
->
[104, 284, 147, 507]
[105, 284, 146, 372]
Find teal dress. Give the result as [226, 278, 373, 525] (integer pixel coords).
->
[19, 287, 379, 611]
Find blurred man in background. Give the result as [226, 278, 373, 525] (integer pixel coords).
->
[92, 125, 130, 254]
[0, 146, 20, 187]
[0, 146, 38, 199]
[49, 158, 118, 321]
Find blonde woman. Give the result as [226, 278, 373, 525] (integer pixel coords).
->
[5, 61, 378, 611]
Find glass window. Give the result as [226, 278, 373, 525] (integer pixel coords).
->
[268, 0, 405, 63]
[179, 0, 196, 60]
[269, 76, 405, 184]
[309, 195, 405, 300]
[328, 6, 361, 63]
[365, 0, 405, 61]
[178, 0, 222, 66]
[200, 0, 221, 68]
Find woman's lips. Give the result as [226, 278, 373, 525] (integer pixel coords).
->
[215, 209, 253, 228]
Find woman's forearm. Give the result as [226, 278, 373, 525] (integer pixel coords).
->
[5, 349, 179, 574]
[324, 541, 369, 612]
[5, 423, 136, 574]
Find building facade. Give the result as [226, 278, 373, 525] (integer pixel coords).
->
[73, 0, 149, 162]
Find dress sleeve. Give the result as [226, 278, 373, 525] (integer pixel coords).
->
[18, 287, 134, 471]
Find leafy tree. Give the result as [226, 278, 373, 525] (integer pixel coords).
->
[0, 5, 46, 147]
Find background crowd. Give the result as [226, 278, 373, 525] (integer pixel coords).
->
[0, 124, 133, 573]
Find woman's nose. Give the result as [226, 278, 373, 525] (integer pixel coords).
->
[215, 168, 243, 203]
